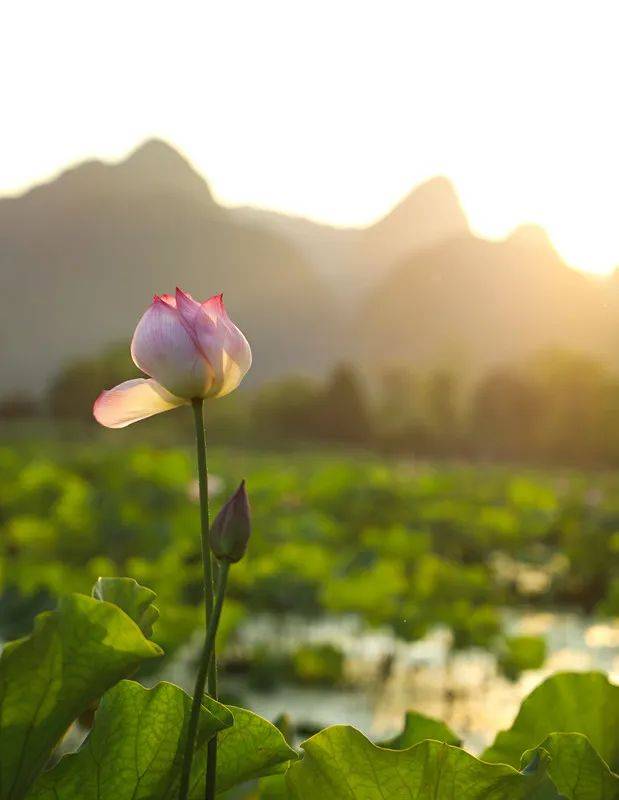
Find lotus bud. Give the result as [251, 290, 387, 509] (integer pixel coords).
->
[209, 480, 251, 563]
[94, 288, 252, 428]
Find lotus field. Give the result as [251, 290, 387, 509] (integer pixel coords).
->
[0, 441, 618, 797]
[0, 290, 617, 798]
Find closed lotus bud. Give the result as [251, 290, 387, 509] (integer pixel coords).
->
[94, 288, 252, 428]
[210, 481, 251, 563]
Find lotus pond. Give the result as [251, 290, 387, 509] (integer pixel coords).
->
[2, 439, 618, 738]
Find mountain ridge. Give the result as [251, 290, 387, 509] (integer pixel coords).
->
[230, 175, 470, 298]
[0, 140, 339, 395]
[0, 139, 617, 397]
[356, 230, 614, 377]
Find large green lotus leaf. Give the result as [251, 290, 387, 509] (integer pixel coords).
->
[92, 577, 159, 639]
[257, 775, 290, 799]
[0, 593, 162, 800]
[526, 733, 619, 800]
[286, 725, 559, 799]
[218, 776, 290, 799]
[182, 702, 297, 797]
[483, 672, 619, 770]
[378, 710, 460, 749]
[27, 680, 233, 800]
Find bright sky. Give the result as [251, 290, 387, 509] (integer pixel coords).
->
[2, 1, 618, 274]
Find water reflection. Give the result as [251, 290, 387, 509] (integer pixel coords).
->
[173, 610, 619, 752]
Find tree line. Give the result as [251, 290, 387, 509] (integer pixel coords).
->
[3, 345, 619, 467]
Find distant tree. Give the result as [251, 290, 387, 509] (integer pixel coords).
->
[0, 392, 39, 419]
[425, 370, 460, 454]
[597, 381, 619, 465]
[316, 364, 372, 443]
[252, 377, 323, 441]
[470, 369, 542, 461]
[48, 344, 137, 419]
[378, 367, 417, 431]
[527, 350, 611, 465]
[374, 367, 438, 455]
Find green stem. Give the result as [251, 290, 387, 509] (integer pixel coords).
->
[178, 399, 219, 800]
[178, 561, 230, 800]
[192, 398, 216, 657]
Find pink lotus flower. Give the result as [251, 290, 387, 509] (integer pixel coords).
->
[94, 288, 252, 428]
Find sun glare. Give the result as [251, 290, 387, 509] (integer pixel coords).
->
[458, 169, 619, 277]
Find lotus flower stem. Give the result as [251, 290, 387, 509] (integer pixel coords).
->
[178, 398, 220, 800]
[179, 558, 230, 800]
[192, 398, 219, 696]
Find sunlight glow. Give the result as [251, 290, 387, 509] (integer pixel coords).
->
[1, 0, 618, 274]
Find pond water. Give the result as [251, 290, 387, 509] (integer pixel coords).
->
[159, 609, 619, 753]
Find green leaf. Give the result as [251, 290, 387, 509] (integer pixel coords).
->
[524, 733, 619, 800]
[497, 636, 547, 681]
[378, 710, 461, 749]
[92, 577, 159, 638]
[286, 725, 559, 799]
[483, 672, 619, 770]
[27, 680, 233, 800]
[257, 775, 290, 798]
[0, 593, 162, 800]
[218, 776, 292, 800]
[184, 702, 297, 796]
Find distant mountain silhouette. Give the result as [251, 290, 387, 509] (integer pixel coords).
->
[232, 176, 469, 300]
[0, 139, 617, 397]
[233, 179, 618, 376]
[356, 226, 615, 374]
[354, 176, 470, 289]
[0, 140, 340, 394]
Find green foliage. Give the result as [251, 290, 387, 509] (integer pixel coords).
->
[1, 428, 617, 799]
[483, 672, 619, 771]
[190, 702, 297, 796]
[27, 681, 232, 800]
[91, 577, 160, 638]
[316, 365, 373, 443]
[291, 643, 344, 686]
[30, 343, 619, 466]
[471, 369, 542, 461]
[0, 576, 615, 799]
[286, 726, 557, 799]
[245, 647, 291, 692]
[527, 734, 619, 800]
[0, 581, 296, 800]
[253, 365, 372, 444]
[271, 674, 619, 799]
[448, 602, 502, 650]
[48, 345, 137, 421]
[0, 594, 162, 800]
[498, 635, 547, 681]
[3, 442, 619, 664]
[378, 711, 460, 749]
[255, 775, 290, 798]
[287, 713, 619, 799]
[252, 378, 322, 441]
[245, 643, 344, 691]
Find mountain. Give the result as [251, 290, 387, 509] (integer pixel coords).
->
[353, 176, 470, 289]
[355, 224, 616, 375]
[231, 206, 361, 299]
[234, 185, 618, 377]
[1, 139, 618, 399]
[0, 140, 340, 395]
[231, 177, 469, 300]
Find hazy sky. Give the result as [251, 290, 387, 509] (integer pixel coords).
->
[2, 1, 619, 274]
